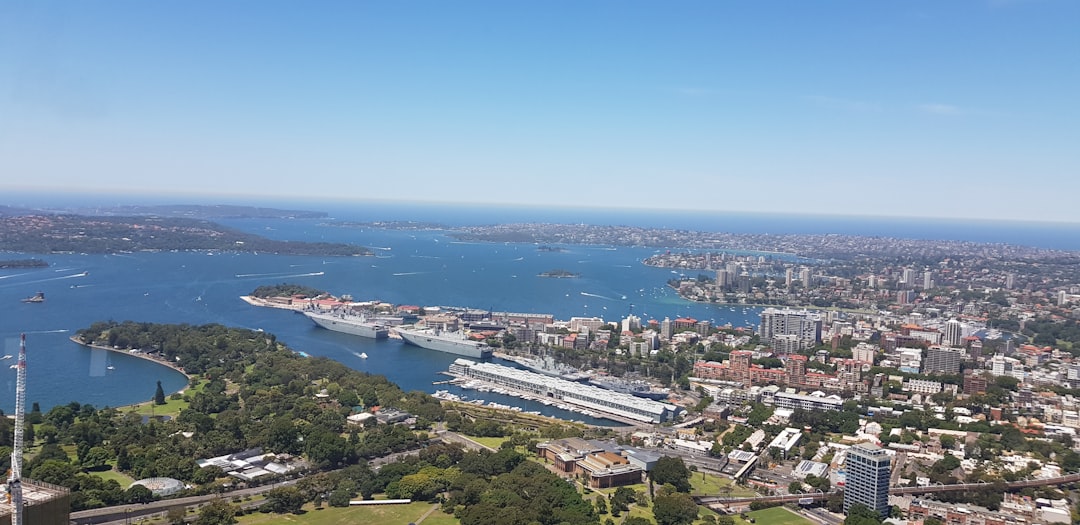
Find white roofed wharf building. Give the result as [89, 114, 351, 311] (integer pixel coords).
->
[449, 359, 681, 423]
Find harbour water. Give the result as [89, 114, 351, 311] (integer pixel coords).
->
[3, 200, 1076, 418]
[0, 214, 762, 420]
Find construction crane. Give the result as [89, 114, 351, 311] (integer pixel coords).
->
[6, 333, 26, 525]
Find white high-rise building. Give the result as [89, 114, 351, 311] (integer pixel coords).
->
[902, 267, 916, 288]
[800, 267, 811, 289]
[759, 308, 822, 352]
[923, 270, 933, 290]
[943, 319, 963, 347]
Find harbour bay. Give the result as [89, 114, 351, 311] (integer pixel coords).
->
[0, 215, 763, 420]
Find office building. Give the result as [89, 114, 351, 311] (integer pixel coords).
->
[844, 443, 891, 517]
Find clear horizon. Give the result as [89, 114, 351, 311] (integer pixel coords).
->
[2, 2, 1078, 223]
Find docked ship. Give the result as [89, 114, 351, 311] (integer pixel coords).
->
[397, 327, 493, 359]
[303, 310, 389, 339]
[504, 354, 591, 382]
[589, 375, 670, 400]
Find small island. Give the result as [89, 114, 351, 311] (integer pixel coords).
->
[538, 269, 580, 278]
[536, 245, 567, 252]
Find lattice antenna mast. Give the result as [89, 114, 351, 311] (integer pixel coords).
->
[7, 333, 27, 525]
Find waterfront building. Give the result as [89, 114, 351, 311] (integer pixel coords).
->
[570, 316, 605, 334]
[844, 443, 891, 517]
[449, 359, 681, 423]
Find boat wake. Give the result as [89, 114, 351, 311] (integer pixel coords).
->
[580, 291, 615, 301]
[235, 271, 325, 278]
[25, 329, 69, 334]
[393, 271, 426, 276]
[1, 271, 87, 288]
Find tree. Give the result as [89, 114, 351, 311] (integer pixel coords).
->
[844, 503, 883, 525]
[717, 516, 735, 525]
[262, 486, 306, 514]
[651, 456, 692, 493]
[126, 484, 154, 504]
[194, 499, 237, 525]
[154, 381, 166, 405]
[653, 492, 698, 525]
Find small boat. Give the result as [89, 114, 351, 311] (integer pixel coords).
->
[1, 355, 11, 360]
[106, 366, 115, 370]
[21, 292, 45, 303]
[359, 352, 368, 359]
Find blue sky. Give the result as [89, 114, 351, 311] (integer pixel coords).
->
[1, 1, 1078, 222]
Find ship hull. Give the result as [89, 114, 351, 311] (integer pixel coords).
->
[398, 329, 492, 359]
[304, 311, 389, 339]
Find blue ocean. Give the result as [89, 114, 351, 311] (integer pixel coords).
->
[1, 197, 1078, 417]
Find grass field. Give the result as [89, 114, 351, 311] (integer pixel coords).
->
[690, 472, 758, 498]
[464, 435, 509, 450]
[127, 379, 208, 418]
[236, 501, 452, 524]
[91, 467, 135, 487]
[735, 506, 815, 525]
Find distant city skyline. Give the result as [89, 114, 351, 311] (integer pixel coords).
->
[2, 1, 1078, 223]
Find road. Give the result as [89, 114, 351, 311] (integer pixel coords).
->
[696, 472, 1080, 508]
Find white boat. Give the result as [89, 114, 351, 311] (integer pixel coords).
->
[359, 352, 368, 359]
[397, 327, 493, 359]
[303, 309, 389, 339]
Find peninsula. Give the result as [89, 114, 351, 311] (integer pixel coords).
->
[0, 213, 371, 256]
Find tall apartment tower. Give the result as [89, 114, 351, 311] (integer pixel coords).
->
[923, 270, 933, 290]
[785, 268, 794, 289]
[902, 267, 916, 288]
[759, 308, 822, 351]
[799, 267, 811, 289]
[844, 443, 891, 517]
[923, 347, 962, 375]
[943, 319, 963, 347]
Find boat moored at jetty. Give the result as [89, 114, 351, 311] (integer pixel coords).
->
[303, 309, 389, 339]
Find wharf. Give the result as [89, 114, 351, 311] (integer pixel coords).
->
[444, 371, 647, 428]
[239, 295, 307, 311]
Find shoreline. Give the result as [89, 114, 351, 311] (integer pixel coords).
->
[69, 335, 192, 411]
[666, 283, 876, 315]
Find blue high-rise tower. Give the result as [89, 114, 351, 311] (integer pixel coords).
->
[843, 443, 891, 517]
